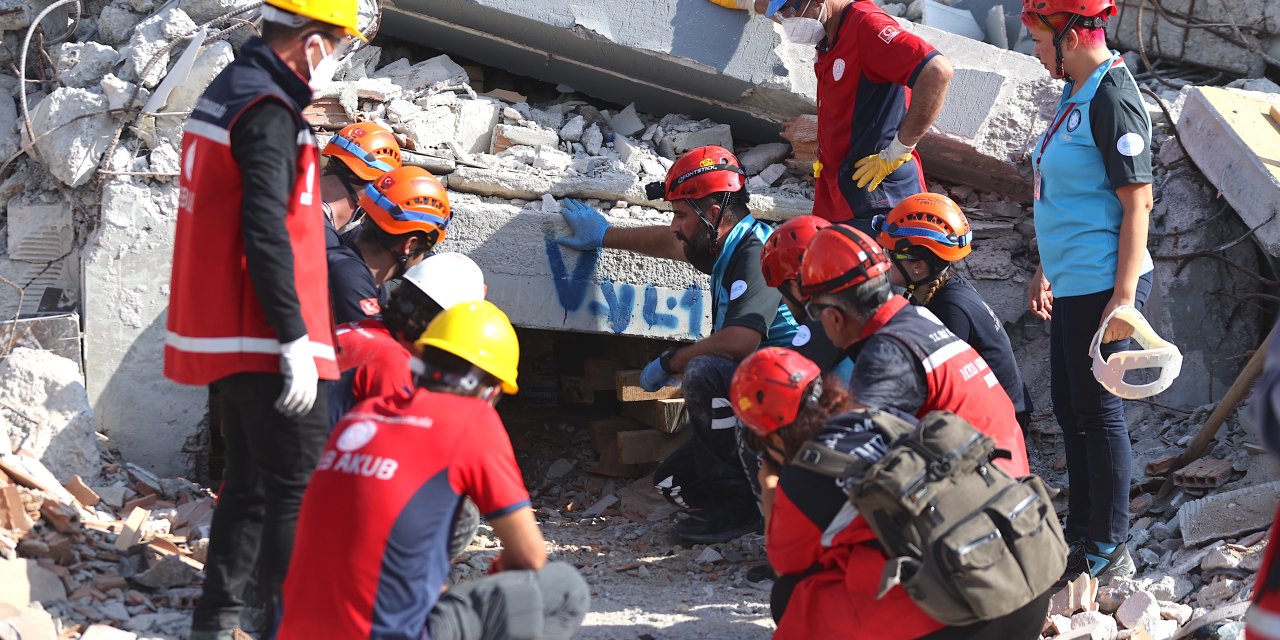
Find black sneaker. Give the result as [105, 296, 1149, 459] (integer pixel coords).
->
[672, 508, 762, 545]
[1085, 541, 1136, 581]
[1056, 537, 1088, 586]
[745, 562, 777, 583]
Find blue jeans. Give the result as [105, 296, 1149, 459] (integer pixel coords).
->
[1050, 270, 1152, 544]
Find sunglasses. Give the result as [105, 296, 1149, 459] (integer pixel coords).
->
[804, 300, 839, 322]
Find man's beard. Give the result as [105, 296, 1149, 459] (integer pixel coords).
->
[679, 226, 717, 274]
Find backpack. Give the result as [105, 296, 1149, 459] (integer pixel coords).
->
[792, 409, 1067, 625]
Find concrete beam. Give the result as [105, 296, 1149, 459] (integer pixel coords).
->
[1177, 86, 1280, 257]
[1107, 0, 1279, 77]
[381, 0, 1056, 196]
[437, 193, 711, 341]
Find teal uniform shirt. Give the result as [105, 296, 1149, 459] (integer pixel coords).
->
[1032, 52, 1155, 297]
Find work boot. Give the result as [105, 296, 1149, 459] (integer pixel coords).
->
[1085, 541, 1136, 581]
[746, 562, 777, 583]
[673, 506, 762, 545]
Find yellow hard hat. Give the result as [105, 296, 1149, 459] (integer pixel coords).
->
[416, 301, 520, 395]
[263, 0, 365, 41]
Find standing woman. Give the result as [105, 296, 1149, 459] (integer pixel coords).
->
[1023, 0, 1154, 580]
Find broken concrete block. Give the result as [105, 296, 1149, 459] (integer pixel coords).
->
[1097, 578, 1140, 614]
[452, 99, 501, 156]
[2, 605, 56, 640]
[21, 88, 114, 187]
[582, 124, 604, 156]
[373, 54, 468, 92]
[695, 547, 723, 564]
[132, 555, 197, 589]
[178, 0, 257, 23]
[1115, 589, 1160, 630]
[1179, 481, 1280, 546]
[665, 124, 732, 156]
[52, 42, 121, 89]
[1106, 0, 1277, 76]
[491, 124, 561, 154]
[386, 98, 422, 123]
[1145, 619, 1179, 640]
[0, 558, 67, 614]
[0, 92, 17, 163]
[608, 104, 645, 137]
[1177, 86, 1280, 257]
[7, 200, 72, 262]
[0, 348, 104, 483]
[1196, 578, 1242, 608]
[532, 147, 573, 173]
[336, 43, 382, 82]
[79, 624, 139, 640]
[559, 115, 586, 143]
[396, 106, 457, 149]
[98, 4, 143, 45]
[922, 1, 985, 41]
[739, 142, 791, 176]
[1068, 610, 1118, 640]
[122, 7, 197, 88]
[0, 0, 31, 32]
[100, 74, 147, 111]
[1201, 545, 1244, 572]
[1160, 602, 1192, 625]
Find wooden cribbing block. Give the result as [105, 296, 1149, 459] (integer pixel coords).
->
[583, 357, 621, 392]
[617, 429, 692, 465]
[585, 418, 649, 478]
[624, 398, 686, 434]
[115, 506, 151, 550]
[615, 370, 683, 402]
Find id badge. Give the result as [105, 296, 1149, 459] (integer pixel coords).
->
[1033, 164, 1042, 201]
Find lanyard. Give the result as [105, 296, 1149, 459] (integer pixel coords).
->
[1035, 57, 1126, 170]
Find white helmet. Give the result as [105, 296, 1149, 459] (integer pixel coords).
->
[402, 252, 486, 310]
[1090, 305, 1183, 400]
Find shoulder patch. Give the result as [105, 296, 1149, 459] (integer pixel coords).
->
[833, 58, 846, 81]
[359, 297, 381, 316]
[1065, 109, 1082, 132]
[878, 25, 900, 44]
[729, 280, 748, 300]
[792, 324, 812, 347]
[1116, 133, 1145, 157]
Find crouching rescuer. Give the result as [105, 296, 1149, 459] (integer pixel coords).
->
[552, 146, 799, 544]
[279, 301, 590, 640]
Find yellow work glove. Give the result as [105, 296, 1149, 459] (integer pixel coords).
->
[851, 135, 915, 192]
[707, 0, 755, 10]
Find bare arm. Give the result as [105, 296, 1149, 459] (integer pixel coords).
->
[1101, 183, 1153, 342]
[668, 326, 762, 372]
[896, 55, 954, 148]
[603, 225, 687, 262]
[487, 506, 547, 572]
[758, 459, 780, 542]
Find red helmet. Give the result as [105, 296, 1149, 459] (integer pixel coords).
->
[730, 347, 822, 437]
[322, 122, 403, 181]
[799, 225, 892, 298]
[1022, 0, 1115, 19]
[873, 193, 973, 263]
[660, 146, 746, 202]
[761, 216, 831, 288]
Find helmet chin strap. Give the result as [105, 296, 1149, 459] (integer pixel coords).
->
[1039, 12, 1083, 79]
[892, 257, 946, 300]
[688, 192, 733, 257]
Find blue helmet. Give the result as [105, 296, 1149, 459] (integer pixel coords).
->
[765, 0, 807, 17]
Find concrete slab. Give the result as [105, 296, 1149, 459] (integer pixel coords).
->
[380, 0, 1057, 196]
[1108, 0, 1279, 77]
[436, 193, 711, 341]
[1178, 481, 1280, 547]
[81, 179, 204, 478]
[1177, 86, 1280, 257]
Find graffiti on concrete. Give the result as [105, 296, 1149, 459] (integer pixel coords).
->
[544, 237, 706, 338]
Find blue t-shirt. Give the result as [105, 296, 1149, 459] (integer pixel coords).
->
[1033, 52, 1154, 297]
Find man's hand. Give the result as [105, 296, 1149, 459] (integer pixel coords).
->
[851, 136, 914, 192]
[1029, 268, 1053, 322]
[1100, 295, 1137, 344]
[276, 336, 319, 417]
[555, 198, 610, 251]
[639, 356, 675, 392]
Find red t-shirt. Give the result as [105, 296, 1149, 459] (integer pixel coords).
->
[813, 2, 937, 222]
[279, 390, 531, 640]
[337, 320, 413, 402]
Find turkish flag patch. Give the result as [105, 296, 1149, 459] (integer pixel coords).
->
[359, 298, 381, 316]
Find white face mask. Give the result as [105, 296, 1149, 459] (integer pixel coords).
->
[780, 16, 826, 45]
[305, 35, 342, 94]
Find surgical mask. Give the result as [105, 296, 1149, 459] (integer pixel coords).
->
[305, 35, 342, 94]
[780, 16, 826, 45]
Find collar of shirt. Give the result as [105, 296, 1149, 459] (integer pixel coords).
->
[242, 37, 314, 112]
[856, 295, 909, 342]
[1059, 50, 1123, 107]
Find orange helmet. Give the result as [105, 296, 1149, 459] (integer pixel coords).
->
[656, 146, 746, 202]
[730, 347, 822, 437]
[322, 122, 403, 181]
[359, 167, 451, 242]
[799, 225, 891, 298]
[761, 216, 831, 288]
[872, 193, 973, 263]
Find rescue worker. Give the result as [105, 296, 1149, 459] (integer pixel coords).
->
[328, 165, 450, 324]
[329, 252, 486, 425]
[1247, 322, 1280, 640]
[553, 145, 798, 544]
[319, 121, 402, 244]
[730, 348, 1052, 639]
[163, 0, 361, 636]
[279, 301, 590, 640]
[872, 193, 1033, 430]
[1023, 0, 1153, 580]
[759, 0, 955, 233]
[797, 224, 1029, 475]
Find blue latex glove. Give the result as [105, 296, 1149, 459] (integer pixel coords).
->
[555, 198, 610, 250]
[639, 356, 674, 392]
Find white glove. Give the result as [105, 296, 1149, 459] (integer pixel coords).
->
[276, 336, 319, 417]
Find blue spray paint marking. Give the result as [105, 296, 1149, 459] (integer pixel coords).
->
[643, 286, 678, 330]
[680, 286, 705, 339]
[544, 236, 600, 318]
[594, 281, 637, 333]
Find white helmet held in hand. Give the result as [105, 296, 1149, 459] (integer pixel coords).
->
[402, 252, 487, 310]
[1090, 305, 1183, 400]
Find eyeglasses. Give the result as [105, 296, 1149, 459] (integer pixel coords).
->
[804, 300, 839, 322]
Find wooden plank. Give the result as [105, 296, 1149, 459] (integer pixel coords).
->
[617, 429, 692, 465]
[615, 370, 683, 402]
[585, 418, 648, 478]
[583, 357, 621, 392]
[115, 506, 150, 551]
[1271, 104, 1280, 126]
[623, 398, 686, 433]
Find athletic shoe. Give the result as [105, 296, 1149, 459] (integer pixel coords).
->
[1056, 536, 1088, 586]
[1086, 541, 1136, 581]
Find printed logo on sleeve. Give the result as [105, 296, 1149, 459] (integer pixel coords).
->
[729, 280, 748, 300]
[1116, 133, 1145, 157]
[792, 325, 812, 347]
[359, 298, 381, 316]
[878, 25, 900, 44]
[336, 420, 378, 452]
